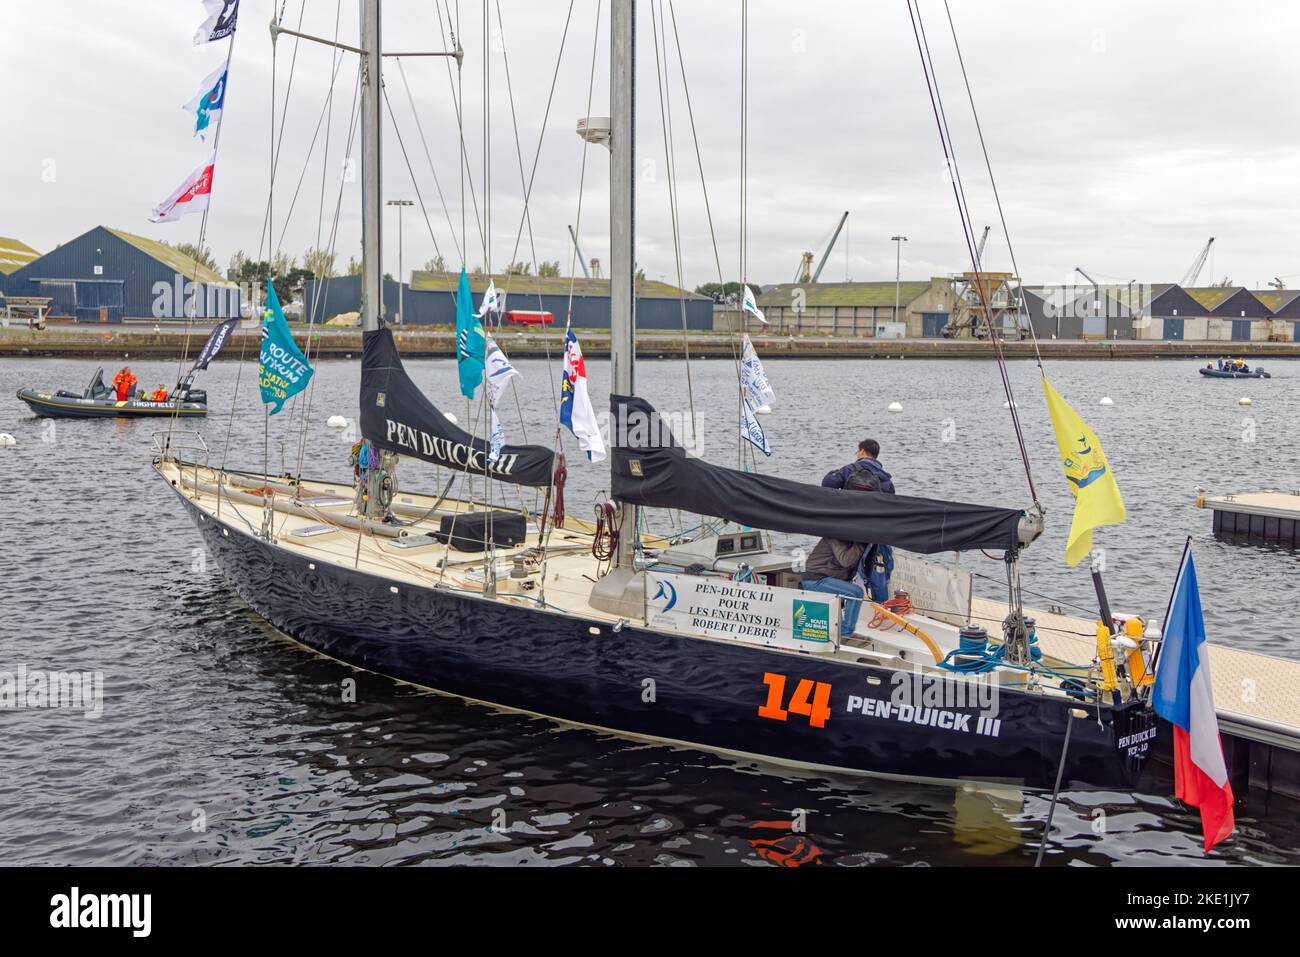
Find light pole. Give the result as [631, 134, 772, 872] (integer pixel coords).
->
[891, 235, 908, 327]
[387, 199, 413, 323]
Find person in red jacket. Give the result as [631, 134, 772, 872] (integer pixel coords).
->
[112, 367, 137, 401]
[148, 384, 169, 402]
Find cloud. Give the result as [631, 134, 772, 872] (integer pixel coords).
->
[2, 0, 1298, 289]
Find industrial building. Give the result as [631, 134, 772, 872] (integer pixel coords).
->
[756, 278, 953, 337]
[303, 271, 713, 330]
[1, 225, 238, 322]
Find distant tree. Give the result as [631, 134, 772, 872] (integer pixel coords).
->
[507, 261, 533, 276]
[423, 254, 449, 272]
[270, 251, 296, 279]
[538, 260, 562, 278]
[470, 264, 486, 276]
[694, 281, 746, 303]
[383, 272, 394, 282]
[634, 267, 647, 282]
[346, 256, 363, 276]
[168, 241, 218, 273]
[302, 246, 336, 279]
[227, 249, 250, 282]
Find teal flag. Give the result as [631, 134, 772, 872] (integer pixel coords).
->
[259, 280, 313, 415]
[455, 268, 485, 398]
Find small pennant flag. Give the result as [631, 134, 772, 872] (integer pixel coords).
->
[477, 279, 503, 319]
[259, 280, 313, 414]
[742, 283, 767, 325]
[740, 397, 772, 456]
[455, 269, 485, 398]
[560, 328, 606, 462]
[484, 336, 518, 463]
[184, 64, 228, 140]
[193, 317, 238, 370]
[149, 152, 216, 224]
[195, 0, 240, 45]
[740, 333, 775, 409]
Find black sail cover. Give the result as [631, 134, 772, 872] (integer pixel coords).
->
[610, 394, 1025, 554]
[360, 327, 555, 487]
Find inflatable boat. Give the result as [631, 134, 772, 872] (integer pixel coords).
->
[16, 368, 208, 419]
[1199, 366, 1271, 379]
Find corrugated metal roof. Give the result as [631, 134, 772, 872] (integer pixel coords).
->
[0, 236, 40, 275]
[409, 270, 707, 301]
[106, 227, 231, 286]
[1183, 286, 1240, 310]
[758, 281, 936, 308]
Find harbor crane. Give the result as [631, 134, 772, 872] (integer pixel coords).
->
[568, 225, 591, 279]
[1268, 277, 1285, 290]
[1179, 237, 1215, 287]
[974, 225, 991, 267]
[795, 211, 850, 283]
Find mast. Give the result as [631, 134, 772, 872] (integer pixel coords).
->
[609, 0, 636, 569]
[360, 0, 383, 332]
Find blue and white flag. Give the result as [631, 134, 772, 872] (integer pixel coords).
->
[740, 397, 772, 456]
[259, 280, 313, 415]
[740, 333, 775, 409]
[484, 336, 518, 464]
[195, 0, 240, 46]
[560, 328, 606, 462]
[741, 283, 767, 325]
[184, 64, 228, 140]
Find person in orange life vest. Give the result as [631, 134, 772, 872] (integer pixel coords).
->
[148, 384, 169, 402]
[112, 367, 137, 401]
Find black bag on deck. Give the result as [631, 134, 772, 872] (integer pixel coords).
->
[437, 511, 527, 552]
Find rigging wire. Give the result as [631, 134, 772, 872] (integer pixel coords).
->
[905, 0, 1038, 505]
[940, 0, 1044, 368]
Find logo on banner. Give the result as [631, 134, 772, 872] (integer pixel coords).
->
[791, 600, 831, 643]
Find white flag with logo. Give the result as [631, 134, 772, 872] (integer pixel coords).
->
[485, 336, 518, 463]
[477, 279, 503, 318]
[149, 152, 216, 223]
[183, 64, 228, 140]
[742, 283, 767, 325]
[740, 333, 775, 409]
[740, 397, 772, 456]
[195, 0, 240, 45]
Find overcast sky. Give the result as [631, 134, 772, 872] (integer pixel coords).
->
[3, 0, 1298, 290]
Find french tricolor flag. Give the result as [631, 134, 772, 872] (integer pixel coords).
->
[1152, 550, 1235, 852]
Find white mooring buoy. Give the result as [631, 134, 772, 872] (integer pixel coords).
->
[0, 433, 16, 448]
[327, 415, 348, 428]
[1099, 396, 1114, 406]
[888, 401, 904, 413]
[755, 404, 773, 415]
[444, 411, 459, 424]
[1002, 400, 1017, 410]
[1239, 397, 1253, 407]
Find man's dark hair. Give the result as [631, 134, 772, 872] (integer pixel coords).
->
[858, 439, 880, 458]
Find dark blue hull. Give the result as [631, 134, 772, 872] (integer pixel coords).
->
[169, 478, 1155, 790]
[17, 389, 207, 418]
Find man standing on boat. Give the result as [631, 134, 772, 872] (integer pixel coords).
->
[821, 440, 896, 605]
[821, 439, 895, 494]
[112, 367, 137, 402]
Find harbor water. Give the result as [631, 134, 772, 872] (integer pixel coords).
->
[2, 352, 1298, 865]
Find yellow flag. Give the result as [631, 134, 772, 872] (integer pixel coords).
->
[1042, 377, 1126, 566]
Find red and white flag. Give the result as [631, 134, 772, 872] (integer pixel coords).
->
[149, 153, 216, 224]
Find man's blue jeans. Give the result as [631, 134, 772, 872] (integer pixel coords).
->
[800, 576, 865, 635]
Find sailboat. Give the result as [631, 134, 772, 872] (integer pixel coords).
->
[154, 0, 1157, 791]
